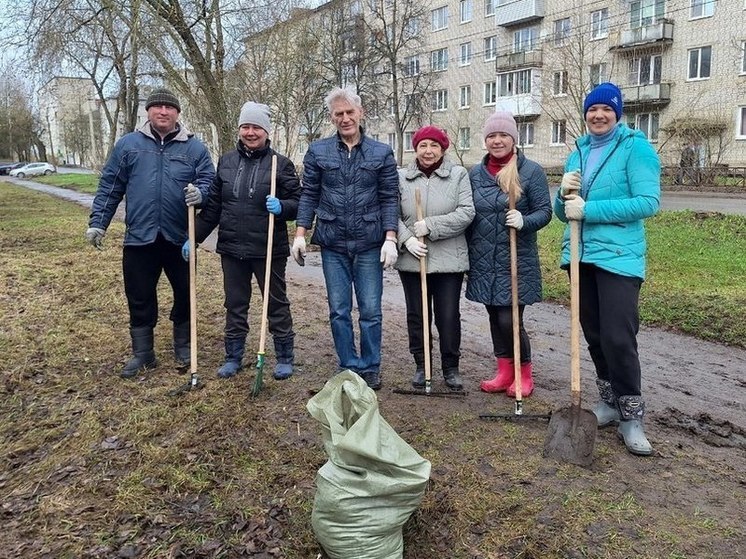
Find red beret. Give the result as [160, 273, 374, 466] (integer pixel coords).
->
[412, 126, 450, 151]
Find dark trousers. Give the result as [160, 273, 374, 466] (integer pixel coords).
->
[399, 271, 464, 370]
[577, 263, 642, 396]
[123, 234, 189, 329]
[221, 254, 293, 340]
[485, 304, 531, 363]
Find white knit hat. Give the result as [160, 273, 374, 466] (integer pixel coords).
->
[238, 101, 272, 133]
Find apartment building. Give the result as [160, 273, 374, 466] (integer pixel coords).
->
[280, 0, 745, 170]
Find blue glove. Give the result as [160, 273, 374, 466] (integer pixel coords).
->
[266, 195, 282, 215]
[181, 240, 190, 262]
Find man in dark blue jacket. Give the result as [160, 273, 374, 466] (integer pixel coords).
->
[292, 86, 399, 390]
[85, 88, 215, 378]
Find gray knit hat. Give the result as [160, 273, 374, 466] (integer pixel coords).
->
[145, 88, 181, 112]
[238, 101, 272, 133]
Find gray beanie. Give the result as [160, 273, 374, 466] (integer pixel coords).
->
[145, 88, 181, 112]
[238, 101, 272, 133]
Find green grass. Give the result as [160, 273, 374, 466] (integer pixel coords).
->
[34, 172, 100, 193]
[538, 211, 746, 347]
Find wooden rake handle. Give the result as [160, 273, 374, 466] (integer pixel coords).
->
[188, 203, 198, 375]
[258, 155, 278, 355]
[415, 188, 431, 385]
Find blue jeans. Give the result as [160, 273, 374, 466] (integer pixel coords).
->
[321, 248, 383, 374]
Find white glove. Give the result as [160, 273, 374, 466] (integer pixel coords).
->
[404, 237, 428, 258]
[505, 209, 524, 230]
[291, 236, 306, 266]
[380, 239, 398, 269]
[413, 220, 429, 238]
[85, 227, 106, 250]
[560, 171, 581, 200]
[184, 183, 202, 206]
[564, 194, 586, 221]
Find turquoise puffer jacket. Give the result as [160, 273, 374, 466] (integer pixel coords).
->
[554, 124, 660, 280]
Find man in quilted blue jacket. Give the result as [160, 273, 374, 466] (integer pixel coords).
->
[292, 87, 399, 390]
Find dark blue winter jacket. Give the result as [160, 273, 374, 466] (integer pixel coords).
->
[297, 131, 399, 255]
[89, 121, 215, 246]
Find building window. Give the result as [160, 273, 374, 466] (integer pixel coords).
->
[405, 18, 420, 37]
[432, 6, 448, 31]
[460, 0, 472, 23]
[459, 85, 472, 108]
[629, 55, 662, 85]
[590, 8, 609, 39]
[387, 133, 397, 151]
[484, 81, 496, 105]
[485, 0, 495, 17]
[459, 42, 472, 66]
[432, 89, 448, 111]
[513, 26, 539, 53]
[553, 71, 568, 95]
[498, 70, 532, 97]
[518, 122, 534, 146]
[431, 47, 449, 71]
[458, 127, 471, 150]
[370, 134, 380, 142]
[552, 120, 567, 144]
[629, 112, 660, 141]
[688, 46, 712, 79]
[404, 56, 420, 77]
[630, 0, 665, 28]
[404, 132, 415, 151]
[737, 106, 746, 138]
[554, 17, 571, 46]
[690, 0, 715, 19]
[589, 63, 608, 87]
[484, 36, 497, 61]
[741, 41, 746, 74]
[387, 98, 395, 116]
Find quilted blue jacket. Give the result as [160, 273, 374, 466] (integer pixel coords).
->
[297, 131, 399, 255]
[466, 151, 552, 306]
[554, 123, 660, 279]
[89, 121, 215, 246]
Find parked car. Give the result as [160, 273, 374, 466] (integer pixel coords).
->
[0, 162, 25, 175]
[9, 162, 57, 178]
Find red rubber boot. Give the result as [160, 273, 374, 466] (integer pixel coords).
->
[480, 358, 513, 393]
[507, 361, 534, 397]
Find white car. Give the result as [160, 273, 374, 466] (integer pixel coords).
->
[9, 162, 57, 178]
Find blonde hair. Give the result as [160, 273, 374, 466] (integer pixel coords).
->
[496, 149, 523, 200]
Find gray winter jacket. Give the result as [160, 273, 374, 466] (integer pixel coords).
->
[395, 158, 475, 273]
[466, 151, 552, 306]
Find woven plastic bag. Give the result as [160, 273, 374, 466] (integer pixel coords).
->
[306, 371, 431, 559]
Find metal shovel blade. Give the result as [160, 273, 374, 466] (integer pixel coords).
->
[543, 403, 598, 467]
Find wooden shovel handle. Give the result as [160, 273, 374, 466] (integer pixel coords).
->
[415, 188, 431, 384]
[258, 155, 278, 355]
[570, 219, 581, 407]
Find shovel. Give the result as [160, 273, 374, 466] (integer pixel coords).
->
[479, 183, 549, 421]
[392, 188, 465, 398]
[251, 155, 278, 398]
[543, 219, 597, 466]
[169, 201, 203, 396]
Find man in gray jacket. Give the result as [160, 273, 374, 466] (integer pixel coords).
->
[85, 88, 215, 378]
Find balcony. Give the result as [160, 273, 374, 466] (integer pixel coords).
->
[621, 82, 672, 108]
[496, 49, 543, 71]
[495, 94, 541, 118]
[496, 0, 545, 27]
[609, 20, 674, 51]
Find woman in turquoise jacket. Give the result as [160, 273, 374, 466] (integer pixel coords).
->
[554, 82, 660, 456]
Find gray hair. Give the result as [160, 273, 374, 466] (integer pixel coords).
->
[324, 86, 363, 113]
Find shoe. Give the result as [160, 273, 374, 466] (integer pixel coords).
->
[507, 362, 534, 397]
[412, 368, 425, 388]
[217, 337, 245, 379]
[443, 368, 463, 390]
[121, 327, 157, 378]
[480, 358, 513, 393]
[173, 322, 190, 368]
[273, 334, 295, 380]
[361, 371, 382, 391]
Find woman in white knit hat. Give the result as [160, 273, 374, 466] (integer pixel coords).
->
[466, 111, 552, 397]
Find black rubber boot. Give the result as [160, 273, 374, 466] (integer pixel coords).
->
[412, 353, 425, 388]
[218, 336, 246, 379]
[443, 367, 464, 390]
[173, 322, 190, 368]
[121, 327, 157, 378]
[273, 334, 295, 380]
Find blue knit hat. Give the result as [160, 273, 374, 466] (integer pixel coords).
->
[583, 82, 623, 121]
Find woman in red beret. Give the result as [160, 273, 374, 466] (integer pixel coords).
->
[394, 126, 475, 390]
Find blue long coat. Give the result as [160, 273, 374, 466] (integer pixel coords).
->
[466, 151, 552, 306]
